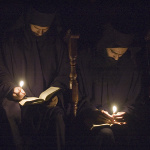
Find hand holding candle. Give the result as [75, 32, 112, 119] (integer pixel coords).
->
[112, 105, 126, 125]
[12, 80, 26, 100]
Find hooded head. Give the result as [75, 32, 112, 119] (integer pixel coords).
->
[97, 23, 135, 49]
[27, 7, 56, 27]
[96, 24, 137, 64]
[26, 2, 57, 36]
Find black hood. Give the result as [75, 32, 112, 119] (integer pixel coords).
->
[26, 7, 56, 27]
[97, 23, 135, 49]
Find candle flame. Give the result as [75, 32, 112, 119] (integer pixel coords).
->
[19, 81, 24, 87]
[113, 106, 117, 114]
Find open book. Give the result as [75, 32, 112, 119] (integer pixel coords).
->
[90, 123, 113, 130]
[19, 86, 61, 106]
[91, 121, 126, 130]
[85, 119, 113, 130]
[84, 110, 126, 130]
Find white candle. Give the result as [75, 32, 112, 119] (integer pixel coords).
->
[19, 81, 24, 88]
[113, 106, 117, 114]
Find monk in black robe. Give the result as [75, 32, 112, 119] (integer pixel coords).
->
[72, 24, 144, 150]
[0, 5, 70, 150]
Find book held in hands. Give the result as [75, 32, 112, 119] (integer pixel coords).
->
[19, 86, 61, 106]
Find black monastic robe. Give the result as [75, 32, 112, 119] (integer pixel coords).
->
[0, 25, 70, 150]
[77, 48, 141, 115]
[0, 25, 69, 99]
[72, 46, 142, 150]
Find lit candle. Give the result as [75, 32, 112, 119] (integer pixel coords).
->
[113, 106, 117, 114]
[19, 81, 24, 88]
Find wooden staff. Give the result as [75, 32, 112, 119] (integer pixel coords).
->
[68, 33, 79, 117]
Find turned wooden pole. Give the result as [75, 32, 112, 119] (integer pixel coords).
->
[68, 34, 79, 117]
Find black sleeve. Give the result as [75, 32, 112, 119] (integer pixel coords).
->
[122, 69, 142, 114]
[0, 39, 16, 99]
[51, 37, 70, 90]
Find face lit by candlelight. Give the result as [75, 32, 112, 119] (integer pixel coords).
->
[19, 81, 24, 88]
[106, 48, 128, 61]
[113, 106, 117, 114]
[30, 24, 49, 36]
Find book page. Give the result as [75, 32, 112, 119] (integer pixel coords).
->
[91, 123, 113, 130]
[19, 97, 43, 106]
[39, 86, 60, 101]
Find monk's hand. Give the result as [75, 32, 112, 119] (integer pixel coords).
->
[112, 112, 126, 125]
[83, 109, 112, 130]
[101, 110, 114, 124]
[13, 87, 26, 101]
[88, 110, 113, 125]
[47, 96, 58, 108]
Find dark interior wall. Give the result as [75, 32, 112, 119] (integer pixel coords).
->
[0, 0, 149, 34]
[0, 0, 25, 33]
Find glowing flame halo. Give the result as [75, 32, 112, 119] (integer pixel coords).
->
[19, 81, 24, 88]
[113, 106, 117, 114]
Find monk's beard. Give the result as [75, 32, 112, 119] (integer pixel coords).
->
[105, 57, 118, 67]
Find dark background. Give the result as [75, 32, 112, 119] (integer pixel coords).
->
[0, 0, 150, 37]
